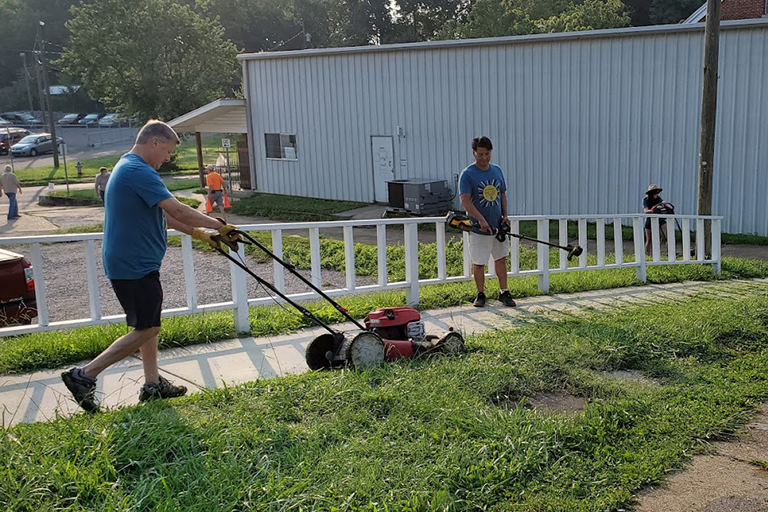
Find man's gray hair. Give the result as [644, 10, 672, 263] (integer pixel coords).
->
[135, 120, 180, 145]
[4, 165, 12, 173]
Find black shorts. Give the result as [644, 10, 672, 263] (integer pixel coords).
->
[110, 271, 163, 329]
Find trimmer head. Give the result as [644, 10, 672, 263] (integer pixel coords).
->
[567, 245, 583, 261]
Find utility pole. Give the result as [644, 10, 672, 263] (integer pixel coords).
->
[33, 50, 47, 126]
[38, 21, 59, 168]
[697, 0, 721, 257]
[20, 53, 35, 112]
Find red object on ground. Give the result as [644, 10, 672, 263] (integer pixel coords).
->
[0, 249, 37, 326]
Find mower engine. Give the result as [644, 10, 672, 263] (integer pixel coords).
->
[365, 306, 464, 361]
[304, 306, 464, 370]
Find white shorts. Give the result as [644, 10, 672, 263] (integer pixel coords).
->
[469, 232, 509, 266]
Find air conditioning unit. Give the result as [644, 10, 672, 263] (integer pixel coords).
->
[386, 179, 453, 216]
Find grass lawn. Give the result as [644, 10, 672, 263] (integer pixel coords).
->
[230, 192, 370, 221]
[1, 285, 767, 510]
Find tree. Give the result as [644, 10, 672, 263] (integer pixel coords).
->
[60, 0, 239, 121]
[392, 0, 474, 41]
[536, 0, 630, 32]
[438, 0, 629, 39]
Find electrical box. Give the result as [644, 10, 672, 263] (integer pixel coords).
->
[386, 179, 453, 216]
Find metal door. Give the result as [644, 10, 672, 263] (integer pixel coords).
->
[371, 136, 394, 203]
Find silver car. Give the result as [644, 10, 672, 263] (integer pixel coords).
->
[10, 133, 64, 157]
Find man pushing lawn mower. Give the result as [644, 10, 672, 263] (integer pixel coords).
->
[459, 136, 517, 308]
[61, 120, 241, 413]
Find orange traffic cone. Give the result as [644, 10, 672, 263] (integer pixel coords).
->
[205, 196, 213, 214]
[223, 191, 232, 209]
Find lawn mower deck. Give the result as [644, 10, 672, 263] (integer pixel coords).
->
[305, 306, 464, 370]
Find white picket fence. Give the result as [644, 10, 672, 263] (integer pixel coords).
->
[0, 213, 722, 337]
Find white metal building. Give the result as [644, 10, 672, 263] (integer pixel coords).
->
[237, 19, 768, 235]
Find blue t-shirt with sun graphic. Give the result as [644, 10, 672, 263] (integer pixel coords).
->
[459, 163, 507, 234]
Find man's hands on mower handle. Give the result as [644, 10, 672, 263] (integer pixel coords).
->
[215, 218, 242, 244]
[191, 227, 221, 249]
[191, 219, 242, 250]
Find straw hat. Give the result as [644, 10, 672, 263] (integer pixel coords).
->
[645, 184, 662, 195]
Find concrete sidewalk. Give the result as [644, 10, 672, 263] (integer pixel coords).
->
[2, 278, 764, 428]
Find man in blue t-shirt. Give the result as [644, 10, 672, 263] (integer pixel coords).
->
[61, 120, 241, 413]
[459, 136, 516, 308]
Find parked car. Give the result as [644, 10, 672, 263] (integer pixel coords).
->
[0, 127, 31, 155]
[0, 116, 10, 126]
[98, 113, 123, 127]
[58, 113, 85, 125]
[0, 249, 37, 326]
[0, 112, 42, 127]
[10, 133, 65, 157]
[78, 113, 104, 126]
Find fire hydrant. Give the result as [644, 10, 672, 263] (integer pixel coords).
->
[76, 161, 82, 177]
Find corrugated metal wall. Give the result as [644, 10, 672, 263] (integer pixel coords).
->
[243, 21, 768, 235]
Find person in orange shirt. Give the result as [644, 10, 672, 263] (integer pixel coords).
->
[205, 165, 226, 219]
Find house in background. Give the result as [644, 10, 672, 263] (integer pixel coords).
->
[170, 19, 768, 236]
[684, 0, 768, 23]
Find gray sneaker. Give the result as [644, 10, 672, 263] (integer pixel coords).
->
[61, 367, 99, 413]
[474, 292, 486, 307]
[139, 376, 188, 402]
[499, 291, 517, 307]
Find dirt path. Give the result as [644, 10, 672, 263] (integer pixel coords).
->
[634, 404, 768, 511]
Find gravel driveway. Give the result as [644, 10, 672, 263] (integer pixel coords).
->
[7, 241, 374, 324]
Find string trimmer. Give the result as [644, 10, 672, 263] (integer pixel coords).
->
[446, 212, 584, 261]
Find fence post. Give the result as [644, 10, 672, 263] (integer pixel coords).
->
[272, 229, 285, 293]
[596, 218, 605, 267]
[29, 242, 49, 327]
[344, 225, 356, 291]
[712, 218, 721, 274]
[613, 218, 623, 265]
[537, 219, 550, 292]
[181, 235, 197, 311]
[377, 224, 388, 287]
[578, 218, 588, 268]
[309, 227, 322, 287]
[405, 223, 420, 306]
[462, 231, 471, 278]
[633, 216, 647, 282]
[682, 219, 691, 262]
[84, 239, 102, 320]
[696, 219, 706, 261]
[559, 219, 568, 270]
[436, 221, 447, 281]
[229, 243, 250, 333]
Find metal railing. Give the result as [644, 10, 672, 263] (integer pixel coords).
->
[0, 213, 722, 337]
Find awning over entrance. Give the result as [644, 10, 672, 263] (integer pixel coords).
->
[167, 98, 252, 189]
[168, 98, 247, 133]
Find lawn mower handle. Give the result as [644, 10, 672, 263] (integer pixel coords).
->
[223, 229, 367, 331]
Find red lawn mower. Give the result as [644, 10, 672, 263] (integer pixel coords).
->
[213, 230, 465, 370]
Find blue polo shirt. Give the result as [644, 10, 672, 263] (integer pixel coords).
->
[459, 163, 507, 233]
[102, 153, 173, 280]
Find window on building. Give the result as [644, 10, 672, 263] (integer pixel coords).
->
[265, 133, 297, 160]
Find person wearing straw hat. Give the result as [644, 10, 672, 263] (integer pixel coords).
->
[643, 184, 667, 255]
